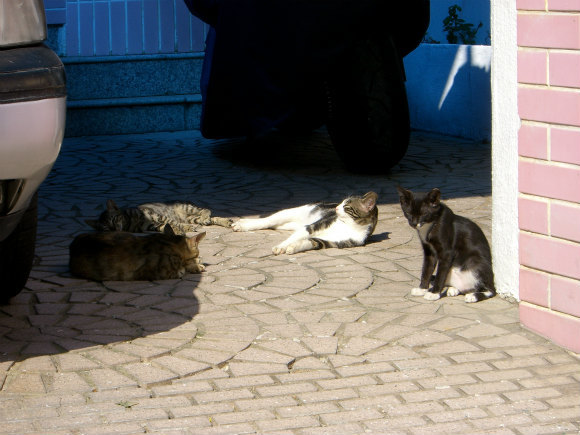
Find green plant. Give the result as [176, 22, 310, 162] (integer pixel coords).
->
[443, 5, 483, 45]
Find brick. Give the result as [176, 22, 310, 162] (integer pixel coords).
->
[427, 407, 488, 423]
[211, 409, 275, 425]
[383, 401, 446, 416]
[549, 0, 580, 11]
[518, 50, 548, 85]
[520, 303, 580, 353]
[518, 87, 580, 126]
[335, 361, 396, 377]
[297, 388, 358, 403]
[552, 127, 580, 167]
[276, 402, 339, 418]
[518, 422, 580, 435]
[517, 0, 546, 10]
[471, 414, 534, 430]
[301, 423, 366, 434]
[519, 267, 550, 307]
[476, 369, 534, 382]
[504, 387, 562, 401]
[171, 403, 234, 418]
[235, 396, 297, 411]
[255, 382, 317, 397]
[551, 202, 580, 243]
[255, 415, 319, 432]
[518, 13, 580, 49]
[445, 394, 505, 410]
[550, 51, 580, 88]
[146, 416, 212, 431]
[319, 408, 383, 425]
[316, 375, 377, 390]
[519, 123, 549, 159]
[518, 197, 549, 234]
[460, 380, 519, 395]
[551, 275, 580, 317]
[339, 395, 401, 410]
[417, 374, 477, 389]
[488, 399, 549, 416]
[213, 375, 275, 390]
[530, 406, 580, 422]
[192, 388, 254, 404]
[519, 232, 580, 280]
[364, 416, 426, 431]
[401, 387, 461, 403]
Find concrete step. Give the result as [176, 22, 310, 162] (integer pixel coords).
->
[63, 53, 204, 136]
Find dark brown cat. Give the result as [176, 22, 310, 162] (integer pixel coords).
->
[69, 228, 206, 281]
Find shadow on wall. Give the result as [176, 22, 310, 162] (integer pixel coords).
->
[404, 43, 491, 141]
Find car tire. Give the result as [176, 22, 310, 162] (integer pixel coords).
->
[326, 35, 410, 174]
[0, 193, 38, 303]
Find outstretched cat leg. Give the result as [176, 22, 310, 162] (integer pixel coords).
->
[233, 205, 315, 232]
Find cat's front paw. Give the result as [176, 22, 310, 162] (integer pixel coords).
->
[411, 287, 427, 296]
[446, 286, 461, 297]
[424, 291, 441, 301]
[464, 293, 478, 303]
[232, 219, 252, 232]
[272, 244, 287, 255]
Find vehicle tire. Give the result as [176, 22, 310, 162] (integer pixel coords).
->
[326, 35, 410, 174]
[0, 193, 38, 303]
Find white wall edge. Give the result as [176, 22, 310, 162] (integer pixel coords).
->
[491, 0, 520, 299]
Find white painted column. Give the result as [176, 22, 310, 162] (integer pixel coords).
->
[491, 0, 520, 299]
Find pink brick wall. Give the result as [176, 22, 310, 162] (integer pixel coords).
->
[517, 2, 580, 353]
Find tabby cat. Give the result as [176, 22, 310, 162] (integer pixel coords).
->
[69, 227, 206, 281]
[233, 192, 378, 255]
[397, 186, 496, 303]
[86, 200, 232, 234]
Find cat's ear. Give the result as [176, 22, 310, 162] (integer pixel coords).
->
[106, 199, 119, 211]
[427, 188, 441, 207]
[85, 219, 99, 229]
[362, 192, 378, 212]
[397, 186, 412, 204]
[187, 231, 206, 249]
[163, 225, 176, 236]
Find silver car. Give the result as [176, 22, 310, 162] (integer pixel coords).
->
[0, 0, 66, 301]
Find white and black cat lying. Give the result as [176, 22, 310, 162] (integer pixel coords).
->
[397, 186, 496, 303]
[233, 192, 378, 255]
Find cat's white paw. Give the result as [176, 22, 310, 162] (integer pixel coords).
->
[464, 293, 478, 303]
[232, 219, 251, 232]
[411, 287, 427, 296]
[446, 286, 461, 297]
[272, 244, 287, 255]
[424, 291, 441, 301]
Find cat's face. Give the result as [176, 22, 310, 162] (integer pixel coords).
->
[86, 199, 126, 231]
[397, 187, 441, 229]
[182, 232, 206, 273]
[337, 191, 378, 223]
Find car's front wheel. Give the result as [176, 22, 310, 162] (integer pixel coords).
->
[0, 193, 37, 303]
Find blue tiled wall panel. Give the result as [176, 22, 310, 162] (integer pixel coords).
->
[66, 3, 79, 55]
[110, 2, 126, 55]
[61, 0, 206, 57]
[94, 2, 111, 55]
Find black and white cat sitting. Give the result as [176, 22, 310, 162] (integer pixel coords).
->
[397, 186, 495, 303]
[233, 192, 378, 255]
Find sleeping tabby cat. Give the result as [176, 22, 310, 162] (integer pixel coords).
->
[69, 226, 206, 281]
[233, 192, 378, 254]
[86, 200, 232, 234]
[397, 186, 496, 303]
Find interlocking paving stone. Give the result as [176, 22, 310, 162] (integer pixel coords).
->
[0, 130, 578, 434]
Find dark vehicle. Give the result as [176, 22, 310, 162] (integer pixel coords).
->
[184, 0, 430, 173]
[0, 0, 66, 301]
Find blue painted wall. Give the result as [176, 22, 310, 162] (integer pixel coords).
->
[45, 0, 206, 57]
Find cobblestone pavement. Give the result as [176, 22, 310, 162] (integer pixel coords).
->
[1, 130, 579, 435]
